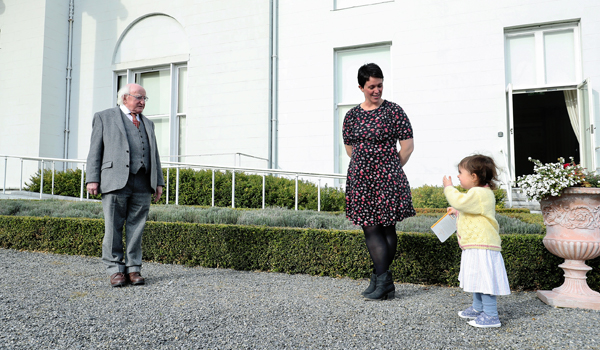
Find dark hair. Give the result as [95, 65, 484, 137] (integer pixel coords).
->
[357, 63, 384, 88]
[458, 154, 500, 190]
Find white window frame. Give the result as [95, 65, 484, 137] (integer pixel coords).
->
[114, 62, 187, 162]
[333, 43, 392, 176]
[504, 22, 582, 91]
[504, 22, 588, 181]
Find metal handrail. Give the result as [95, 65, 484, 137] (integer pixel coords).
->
[1, 155, 87, 200]
[1, 154, 346, 211]
[159, 160, 346, 210]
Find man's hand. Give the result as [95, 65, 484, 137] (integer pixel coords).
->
[154, 185, 163, 203]
[87, 182, 99, 196]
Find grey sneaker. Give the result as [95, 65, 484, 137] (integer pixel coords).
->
[458, 306, 482, 319]
[468, 312, 501, 328]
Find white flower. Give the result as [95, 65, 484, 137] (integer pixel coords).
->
[516, 157, 584, 201]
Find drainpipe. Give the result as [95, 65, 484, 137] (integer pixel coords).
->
[63, 0, 74, 168]
[268, 0, 279, 169]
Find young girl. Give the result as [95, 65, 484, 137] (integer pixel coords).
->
[442, 154, 510, 328]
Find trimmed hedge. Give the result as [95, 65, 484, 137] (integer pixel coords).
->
[1, 215, 597, 291]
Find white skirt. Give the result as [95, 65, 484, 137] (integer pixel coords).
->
[459, 249, 511, 296]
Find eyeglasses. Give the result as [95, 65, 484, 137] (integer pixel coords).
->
[128, 94, 149, 102]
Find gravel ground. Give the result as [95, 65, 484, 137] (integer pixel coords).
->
[1, 248, 599, 350]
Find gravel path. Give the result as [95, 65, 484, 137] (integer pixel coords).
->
[1, 248, 599, 349]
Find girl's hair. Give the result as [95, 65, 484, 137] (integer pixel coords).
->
[458, 154, 500, 190]
[357, 63, 384, 87]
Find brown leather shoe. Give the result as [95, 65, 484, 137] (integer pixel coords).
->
[110, 272, 127, 287]
[128, 272, 145, 285]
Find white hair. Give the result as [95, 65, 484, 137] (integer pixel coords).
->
[117, 85, 131, 105]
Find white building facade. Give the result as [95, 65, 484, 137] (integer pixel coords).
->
[1, 0, 599, 189]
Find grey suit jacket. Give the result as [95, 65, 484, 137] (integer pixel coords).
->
[86, 106, 165, 194]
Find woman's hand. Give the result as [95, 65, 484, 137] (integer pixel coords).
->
[443, 175, 453, 187]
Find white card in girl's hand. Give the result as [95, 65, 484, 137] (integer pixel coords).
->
[430, 212, 457, 243]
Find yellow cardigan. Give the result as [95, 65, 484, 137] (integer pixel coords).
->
[444, 186, 501, 251]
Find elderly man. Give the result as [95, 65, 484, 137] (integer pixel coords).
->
[86, 83, 164, 287]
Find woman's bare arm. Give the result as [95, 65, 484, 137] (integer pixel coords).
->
[398, 138, 414, 167]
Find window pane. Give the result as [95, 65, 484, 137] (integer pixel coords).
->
[138, 70, 171, 116]
[506, 34, 536, 87]
[544, 30, 575, 84]
[117, 75, 127, 93]
[150, 116, 170, 159]
[336, 46, 391, 105]
[178, 115, 186, 162]
[338, 105, 353, 175]
[178, 67, 187, 114]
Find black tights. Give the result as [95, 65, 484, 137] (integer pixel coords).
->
[362, 224, 398, 275]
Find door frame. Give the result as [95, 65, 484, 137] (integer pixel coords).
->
[505, 80, 595, 181]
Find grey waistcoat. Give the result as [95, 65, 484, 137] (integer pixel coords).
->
[121, 112, 151, 175]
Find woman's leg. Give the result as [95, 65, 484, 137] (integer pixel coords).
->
[362, 224, 391, 275]
[481, 294, 498, 317]
[382, 224, 398, 267]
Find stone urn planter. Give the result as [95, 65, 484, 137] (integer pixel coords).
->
[537, 187, 600, 310]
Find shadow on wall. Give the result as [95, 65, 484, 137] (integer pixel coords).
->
[72, 1, 127, 158]
[0, 0, 5, 14]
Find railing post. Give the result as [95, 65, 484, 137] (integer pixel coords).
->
[20, 158, 23, 191]
[51, 161, 55, 196]
[176, 167, 180, 205]
[80, 164, 85, 201]
[262, 174, 266, 209]
[166, 167, 170, 205]
[295, 175, 298, 211]
[40, 160, 44, 199]
[211, 169, 215, 207]
[232, 170, 235, 208]
[318, 178, 321, 212]
[3, 156, 7, 194]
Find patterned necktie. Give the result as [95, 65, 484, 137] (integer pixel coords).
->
[131, 113, 140, 128]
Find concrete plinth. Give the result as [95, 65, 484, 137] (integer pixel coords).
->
[537, 290, 600, 310]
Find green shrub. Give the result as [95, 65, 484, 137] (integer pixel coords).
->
[0, 215, 596, 290]
[25, 169, 513, 211]
[25, 168, 347, 211]
[411, 185, 449, 208]
[24, 169, 102, 200]
[412, 185, 506, 209]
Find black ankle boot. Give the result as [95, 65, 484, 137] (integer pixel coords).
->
[364, 271, 395, 300]
[361, 273, 377, 296]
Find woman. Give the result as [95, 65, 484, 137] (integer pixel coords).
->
[343, 63, 415, 300]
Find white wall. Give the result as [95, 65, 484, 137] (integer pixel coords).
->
[72, 0, 271, 170]
[39, 0, 69, 158]
[0, 0, 46, 158]
[1, 0, 599, 191]
[276, 0, 600, 187]
[0, 0, 69, 189]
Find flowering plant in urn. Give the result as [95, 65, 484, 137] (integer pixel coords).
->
[517, 157, 600, 201]
[519, 157, 600, 310]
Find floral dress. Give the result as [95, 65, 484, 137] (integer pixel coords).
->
[343, 100, 416, 227]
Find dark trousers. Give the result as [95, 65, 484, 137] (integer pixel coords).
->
[101, 170, 152, 275]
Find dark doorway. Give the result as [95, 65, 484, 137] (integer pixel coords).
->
[513, 91, 579, 178]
